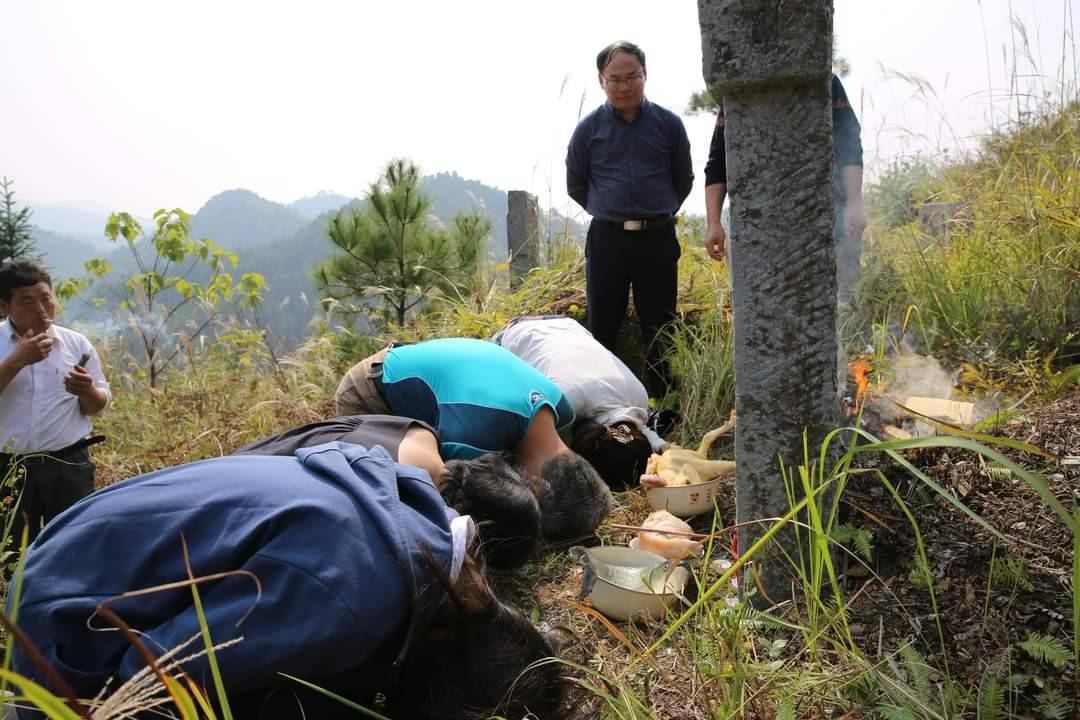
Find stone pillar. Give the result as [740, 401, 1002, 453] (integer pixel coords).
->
[507, 190, 540, 286]
[698, 0, 840, 605]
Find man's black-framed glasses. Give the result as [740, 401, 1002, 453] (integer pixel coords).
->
[602, 73, 644, 88]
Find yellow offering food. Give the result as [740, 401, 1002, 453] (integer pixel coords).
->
[643, 411, 737, 487]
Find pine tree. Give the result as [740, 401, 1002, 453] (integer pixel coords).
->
[316, 159, 485, 327]
[0, 177, 38, 264]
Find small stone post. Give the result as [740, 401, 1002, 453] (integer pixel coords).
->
[507, 190, 540, 286]
[698, 0, 840, 605]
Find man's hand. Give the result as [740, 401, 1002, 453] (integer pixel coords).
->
[704, 182, 728, 262]
[11, 329, 53, 368]
[705, 223, 727, 262]
[64, 365, 95, 397]
[843, 201, 867, 241]
[65, 364, 108, 415]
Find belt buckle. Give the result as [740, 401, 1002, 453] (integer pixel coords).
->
[623, 220, 644, 231]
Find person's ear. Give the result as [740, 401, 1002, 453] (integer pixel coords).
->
[598, 72, 606, 89]
[0, 299, 10, 317]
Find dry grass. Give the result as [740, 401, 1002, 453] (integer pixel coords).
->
[92, 332, 343, 485]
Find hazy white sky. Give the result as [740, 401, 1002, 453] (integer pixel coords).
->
[1, 0, 1073, 220]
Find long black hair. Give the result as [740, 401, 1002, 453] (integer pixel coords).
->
[229, 554, 565, 720]
[387, 554, 565, 720]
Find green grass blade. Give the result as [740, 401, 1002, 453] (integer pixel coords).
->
[164, 675, 200, 720]
[183, 536, 233, 720]
[891, 405, 1058, 459]
[0, 669, 84, 720]
[2, 524, 30, 697]
[186, 676, 219, 719]
[635, 489, 820, 663]
[851, 430, 1078, 535]
[1073, 508, 1079, 671]
[278, 673, 393, 720]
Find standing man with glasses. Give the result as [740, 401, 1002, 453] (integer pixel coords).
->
[566, 40, 693, 403]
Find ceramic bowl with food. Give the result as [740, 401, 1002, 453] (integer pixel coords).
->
[645, 477, 721, 517]
[576, 545, 690, 622]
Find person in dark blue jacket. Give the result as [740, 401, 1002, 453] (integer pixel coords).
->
[336, 339, 614, 544]
[9, 442, 564, 720]
[234, 415, 541, 569]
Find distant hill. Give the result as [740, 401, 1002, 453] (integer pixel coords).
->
[190, 189, 309, 250]
[29, 227, 101, 280]
[31, 175, 587, 351]
[423, 172, 509, 256]
[421, 172, 586, 259]
[289, 191, 353, 219]
[232, 173, 515, 348]
[28, 205, 147, 250]
[236, 214, 340, 346]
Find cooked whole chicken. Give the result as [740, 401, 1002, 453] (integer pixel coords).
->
[641, 411, 736, 488]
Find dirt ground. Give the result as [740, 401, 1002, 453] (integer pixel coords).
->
[497, 391, 1079, 718]
[843, 390, 1079, 711]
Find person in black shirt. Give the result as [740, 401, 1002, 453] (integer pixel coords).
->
[704, 74, 866, 304]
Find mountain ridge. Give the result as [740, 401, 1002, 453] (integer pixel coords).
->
[29, 174, 587, 348]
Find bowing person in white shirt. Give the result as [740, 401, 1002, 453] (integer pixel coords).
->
[494, 315, 666, 489]
[0, 260, 110, 547]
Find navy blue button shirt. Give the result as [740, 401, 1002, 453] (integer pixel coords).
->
[566, 97, 693, 221]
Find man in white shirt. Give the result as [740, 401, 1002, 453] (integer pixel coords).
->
[0, 261, 110, 546]
[494, 315, 664, 489]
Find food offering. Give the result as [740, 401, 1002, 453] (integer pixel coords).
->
[571, 545, 691, 622]
[640, 412, 735, 517]
[630, 510, 702, 560]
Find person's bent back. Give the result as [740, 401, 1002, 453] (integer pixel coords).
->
[9, 443, 564, 719]
[495, 316, 658, 489]
[234, 415, 541, 569]
[336, 338, 615, 542]
[337, 338, 574, 458]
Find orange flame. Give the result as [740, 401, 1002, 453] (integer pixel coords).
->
[849, 356, 873, 407]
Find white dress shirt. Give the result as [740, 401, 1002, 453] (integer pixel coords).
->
[0, 320, 111, 453]
[495, 317, 665, 451]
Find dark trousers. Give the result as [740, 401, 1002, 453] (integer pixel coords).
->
[585, 220, 680, 398]
[835, 202, 864, 306]
[2, 447, 94, 550]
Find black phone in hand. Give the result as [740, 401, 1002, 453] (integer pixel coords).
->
[77, 352, 90, 369]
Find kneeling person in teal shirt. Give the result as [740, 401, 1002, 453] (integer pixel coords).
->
[336, 338, 613, 543]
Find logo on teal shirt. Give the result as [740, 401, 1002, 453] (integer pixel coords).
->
[529, 390, 545, 406]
